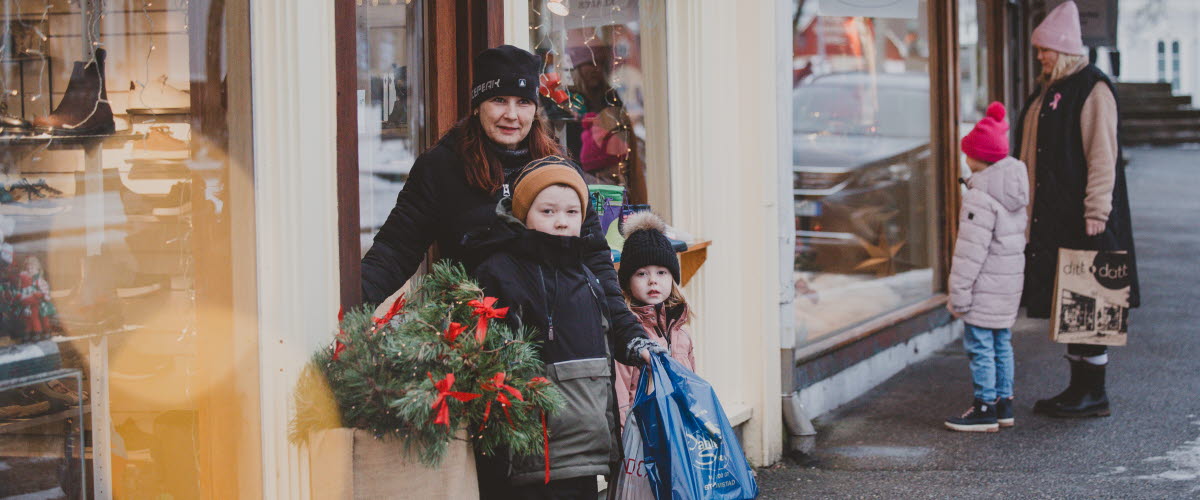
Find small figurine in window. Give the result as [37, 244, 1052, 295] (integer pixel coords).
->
[16, 256, 57, 341]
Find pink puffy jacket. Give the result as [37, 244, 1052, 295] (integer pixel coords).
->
[949, 156, 1030, 329]
[614, 302, 695, 427]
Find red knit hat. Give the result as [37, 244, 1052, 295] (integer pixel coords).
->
[961, 102, 1009, 163]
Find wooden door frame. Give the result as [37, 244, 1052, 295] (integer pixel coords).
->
[336, 0, 505, 308]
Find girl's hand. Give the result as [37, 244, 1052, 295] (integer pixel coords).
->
[946, 302, 963, 319]
[1086, 219, 1106, 236]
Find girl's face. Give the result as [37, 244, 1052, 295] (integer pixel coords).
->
[524, 185, 583, 237]
[477, 96, 536, 149]
[629, 265, 672, 306]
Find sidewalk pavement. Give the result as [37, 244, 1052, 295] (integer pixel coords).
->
[757, 145, 1200, 499]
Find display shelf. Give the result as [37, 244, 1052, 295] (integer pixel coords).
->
[0, 132, 144, 149]
[0, 403, 91, 435]
[126, 107, 191, 116]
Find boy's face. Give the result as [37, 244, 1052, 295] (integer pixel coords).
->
[524, 185, 583, 237]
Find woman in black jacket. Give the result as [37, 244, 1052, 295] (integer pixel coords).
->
[360, 45, 649, 367]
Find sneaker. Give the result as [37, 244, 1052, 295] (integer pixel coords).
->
[944, 399, 999, 433]
[997, 396, 1014, 428]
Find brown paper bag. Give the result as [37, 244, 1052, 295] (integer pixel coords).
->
[1050, 248, 1131, 346]
[308, 428, 479, 499]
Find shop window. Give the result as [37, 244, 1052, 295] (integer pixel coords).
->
[959, 0, 989, 180]
[526, 0, 671, 219]
[0, 1, 257, 497]
[790, 0, 939, 344]
[356, 0, 427, 256]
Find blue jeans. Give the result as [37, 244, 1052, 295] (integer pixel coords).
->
[963, 323, 1014, 402]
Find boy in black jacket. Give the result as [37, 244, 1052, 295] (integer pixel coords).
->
[466, 156, 660, 499]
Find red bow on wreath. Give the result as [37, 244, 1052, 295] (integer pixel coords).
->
[428, 372, 481, 427]
[372, 293, 407, 329]
[468, 297, 508, 343]
[539, 73, 569, 104]
[332, 339, 347, 361]
[478, 372, 525, 431]
[443, 322, 467, 345]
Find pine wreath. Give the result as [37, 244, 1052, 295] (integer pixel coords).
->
[291, 262, 563, 467]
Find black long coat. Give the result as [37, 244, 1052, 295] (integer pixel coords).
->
[1014, 65, 1140, 318]
[359, 132, 648, 365]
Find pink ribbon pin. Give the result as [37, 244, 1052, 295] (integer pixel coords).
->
[1049, 92, 1062, 110]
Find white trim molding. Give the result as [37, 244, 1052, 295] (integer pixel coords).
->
[251, 0, 341, 498]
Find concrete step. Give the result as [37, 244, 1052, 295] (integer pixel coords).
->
[1120, 95, 1193, 108]
[1121, 118, 1200, 131]
[1122, 108, 1200, 120]
[1122, 128, 1200, 145]
[1116, 82, 1174, 96]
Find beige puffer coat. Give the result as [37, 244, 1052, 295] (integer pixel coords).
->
[614, 302, 695, 427]
[949, 156, 1030, 329]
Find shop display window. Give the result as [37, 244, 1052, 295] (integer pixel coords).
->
[526, 0, 670, 219]
[0, 0, 257, 497]
[959, 0, 990, 178]
[790, 0, 940, 344]
[355, 0, 426, 257]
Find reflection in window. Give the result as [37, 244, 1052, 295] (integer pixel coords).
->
[791, 0, 938, 344]
[0, 1, 256, 497]
[357, 0, 425, 256]
[527, 0, 669, 214]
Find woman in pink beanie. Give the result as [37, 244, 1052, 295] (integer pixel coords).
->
[1015, 0, 1140, 419]
[945, 102, 1029, 432]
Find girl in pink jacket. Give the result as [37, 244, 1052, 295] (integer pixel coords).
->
[944, 102, 1029, 433]
[614, 212, 697, 428]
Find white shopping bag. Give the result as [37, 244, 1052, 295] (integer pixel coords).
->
[609, 413, 656, 500]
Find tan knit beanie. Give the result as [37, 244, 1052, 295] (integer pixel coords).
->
[511, 156, 590, 222]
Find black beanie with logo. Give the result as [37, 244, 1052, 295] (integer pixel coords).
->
[618, 212, 681, 289]
[471, 45, 540, 108]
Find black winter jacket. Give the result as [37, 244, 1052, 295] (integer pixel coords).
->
[467, 205, 643, 486]
[1014, 65, 1140, 318]
[360, 132, 648, 360]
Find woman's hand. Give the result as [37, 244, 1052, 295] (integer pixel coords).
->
[1086, 219, 1106, 236]
[640, 348, 651, 364]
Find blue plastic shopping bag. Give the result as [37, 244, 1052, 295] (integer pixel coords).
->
[631, 352, 759, 500]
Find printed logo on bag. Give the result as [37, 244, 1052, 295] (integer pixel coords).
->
[472, 79, 502, 99]
[684, 430, 720, 469]
[518, 78, 527, 88]
[1091, 252, 1131, 290]
[1062, 252, 1129, 290]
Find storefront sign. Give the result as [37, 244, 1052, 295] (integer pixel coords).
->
[817, 0, 918, 19]
[1045, 0, 1118, 47]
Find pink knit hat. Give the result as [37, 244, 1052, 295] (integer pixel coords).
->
[961, 102, 1009, 163]
[1032, 1, 1086, 56]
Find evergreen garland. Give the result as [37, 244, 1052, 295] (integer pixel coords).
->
[291, 262, 562, 467]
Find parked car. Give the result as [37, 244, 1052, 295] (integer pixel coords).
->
[792, 72, 933, 274]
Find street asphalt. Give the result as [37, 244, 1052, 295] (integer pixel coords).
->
[757, 145, 1200, 499]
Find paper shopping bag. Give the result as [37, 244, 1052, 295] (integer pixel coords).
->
[1050, 248, 1131, 346]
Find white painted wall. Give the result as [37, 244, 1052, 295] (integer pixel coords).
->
[1114, 0, 1200, 96]
[251, 0, 340, 497]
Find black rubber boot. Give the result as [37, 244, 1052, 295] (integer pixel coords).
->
[1033, 357, 1084, 414]
[1048, 361, 1111, 418]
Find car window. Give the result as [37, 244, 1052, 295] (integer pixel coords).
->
[794, 82, 929, 139]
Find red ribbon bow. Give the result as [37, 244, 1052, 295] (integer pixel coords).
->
[428, 372, 481, 427]
[332, 340, 347, 361]
[443, 322, 467, 345]
[479, 372, 525, 430]
[527, 376, 550, 388]
[539, 73, 569, 104]
[468, 297, 508, 343]
[373, 293, 407, 328]
[336, 306, 346, 338]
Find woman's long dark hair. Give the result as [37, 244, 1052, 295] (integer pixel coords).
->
[454, 111, 564, 194]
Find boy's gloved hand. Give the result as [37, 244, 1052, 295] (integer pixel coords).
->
[628, 337, 668, 365]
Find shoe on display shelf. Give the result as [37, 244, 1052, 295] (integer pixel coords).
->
[32, 48, 116, 137]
